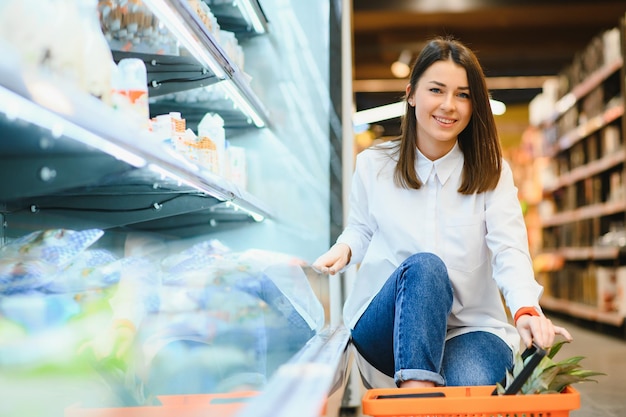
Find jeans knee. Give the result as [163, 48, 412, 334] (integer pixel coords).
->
[404, 252, 446, 271]
[400, 253, 452, 299]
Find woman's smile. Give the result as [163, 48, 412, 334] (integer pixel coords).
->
[433, 115, 457, 127]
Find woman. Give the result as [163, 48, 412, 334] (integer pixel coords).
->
[313, 36, 571, 389]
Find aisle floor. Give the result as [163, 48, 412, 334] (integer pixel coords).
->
[342, 316, 626, 417]
[553, 316, 626, 417]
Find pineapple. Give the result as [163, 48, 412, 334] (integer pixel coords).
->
[495, 340, 605, 395]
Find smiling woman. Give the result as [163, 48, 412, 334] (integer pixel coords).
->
[314, 35, 571, 391]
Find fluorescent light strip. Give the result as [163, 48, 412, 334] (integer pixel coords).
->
[353, 101, 405, 126]
[235, 0, 267, 34]
[148, 163, 203, 190]
[0, 86, 146, 168]
[217, 201, 265, 222]
[221, 81, 266, 127]
[148, 163, 265, 222]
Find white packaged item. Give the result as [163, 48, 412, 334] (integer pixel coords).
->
[198, 113, 226, 176]
[0, 0, 114, 102]
[112, 58, 150, 130]
[77, 0, 115, 103]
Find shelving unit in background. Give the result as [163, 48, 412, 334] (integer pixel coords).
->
[528, 14, 626, 332]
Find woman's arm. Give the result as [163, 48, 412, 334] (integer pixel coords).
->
[315, 151, 376, 272]
[485, 160, 572, 347]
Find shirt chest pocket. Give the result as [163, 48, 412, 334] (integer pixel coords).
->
[442, 213, 487, 273]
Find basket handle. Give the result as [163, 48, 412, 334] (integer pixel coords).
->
[492, 342, 547, 395]
[376, 392, 446, 399]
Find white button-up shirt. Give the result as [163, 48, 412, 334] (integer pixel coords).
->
[337, 141, 543, 350]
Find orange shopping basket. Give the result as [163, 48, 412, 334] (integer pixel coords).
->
[65, 390, 259, 417]
[362, 385, 580, 417]
[361, 343, 581, 417]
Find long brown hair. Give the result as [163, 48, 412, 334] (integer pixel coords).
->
[393, 36, 502, 194]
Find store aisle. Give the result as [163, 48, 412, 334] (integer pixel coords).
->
[552, 316, 626, 417]
[341, 316, 626, 417]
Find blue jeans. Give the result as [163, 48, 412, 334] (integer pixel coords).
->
[351, 253, 512, 387]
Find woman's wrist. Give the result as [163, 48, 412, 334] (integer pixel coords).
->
[334, 242, 352, 263]
[514, 306, 540, 324]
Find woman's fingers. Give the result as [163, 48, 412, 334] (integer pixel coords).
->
[516, 315, 573, 349]
[312, 255, 340, 275]
[312, 244, 351, 275]
[554, 325, 573, 341]
[517, 324, 533, 348]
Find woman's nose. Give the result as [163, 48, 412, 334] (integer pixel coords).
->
[440, 94, 455, 110]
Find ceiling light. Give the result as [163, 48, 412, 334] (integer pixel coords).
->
[490, 99, 506, 116]
[391, 50, 412, 78]
[353, 101, 405, 126]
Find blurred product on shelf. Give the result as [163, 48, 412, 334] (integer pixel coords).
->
[528, 26, 622, 128]
[198, 112, 226, 176]
[188, 0, 223, 44]
[596, 266, 626, 316]
[0, 229, 106, 296]
[112, 58, 151, 130]
[99, 0, 180, 55]
[0, 0, 114, 102]
[219, 30, 245, 70]
[0, 228, 324, 413]
[152, 110, 248, 187]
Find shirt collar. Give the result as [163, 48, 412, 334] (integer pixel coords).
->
[416, 142, 463, 185]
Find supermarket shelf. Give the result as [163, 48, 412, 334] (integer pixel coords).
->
[2, 178, 226, 235]
[144, 0, 270, 128]
[112, 51, 221, 99]
[111, 50, 263, 129]
[149, 100, 260, 132]
[0, 72, 272, 231]
[209, 0, 269, 36]
[540, 295, 625, 326]
[545, 103, 624, 157]
[0, 114, 132, 202]
[539, 246, 623, 261]
[121, 200, 262, 236]
[541, 57, 623, 126]
[541, 199, 626, 227]
[544, 148, 626, 193]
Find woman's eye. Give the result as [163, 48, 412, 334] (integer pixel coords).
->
[458, 92, 470, 99]
[430, 88, 442, 94]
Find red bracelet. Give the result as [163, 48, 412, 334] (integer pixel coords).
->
[514, 306, 540, 324]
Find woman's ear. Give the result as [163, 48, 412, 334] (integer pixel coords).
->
[406, 83, 413, 106]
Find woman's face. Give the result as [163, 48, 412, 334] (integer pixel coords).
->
[407, 59, 472, 160]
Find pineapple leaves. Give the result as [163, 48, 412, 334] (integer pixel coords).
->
[499, 340, 606, 395]
[547, 339, 568, 359]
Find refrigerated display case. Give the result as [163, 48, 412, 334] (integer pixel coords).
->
[0, 1, 352, 416]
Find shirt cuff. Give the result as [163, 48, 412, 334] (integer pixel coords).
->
[514, 306, 541, 324]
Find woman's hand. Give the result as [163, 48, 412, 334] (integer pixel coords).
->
[312, 243, 351, 275]
[516, 314, 573, 349]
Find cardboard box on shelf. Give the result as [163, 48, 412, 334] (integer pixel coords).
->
[596, 266, 626, 316]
